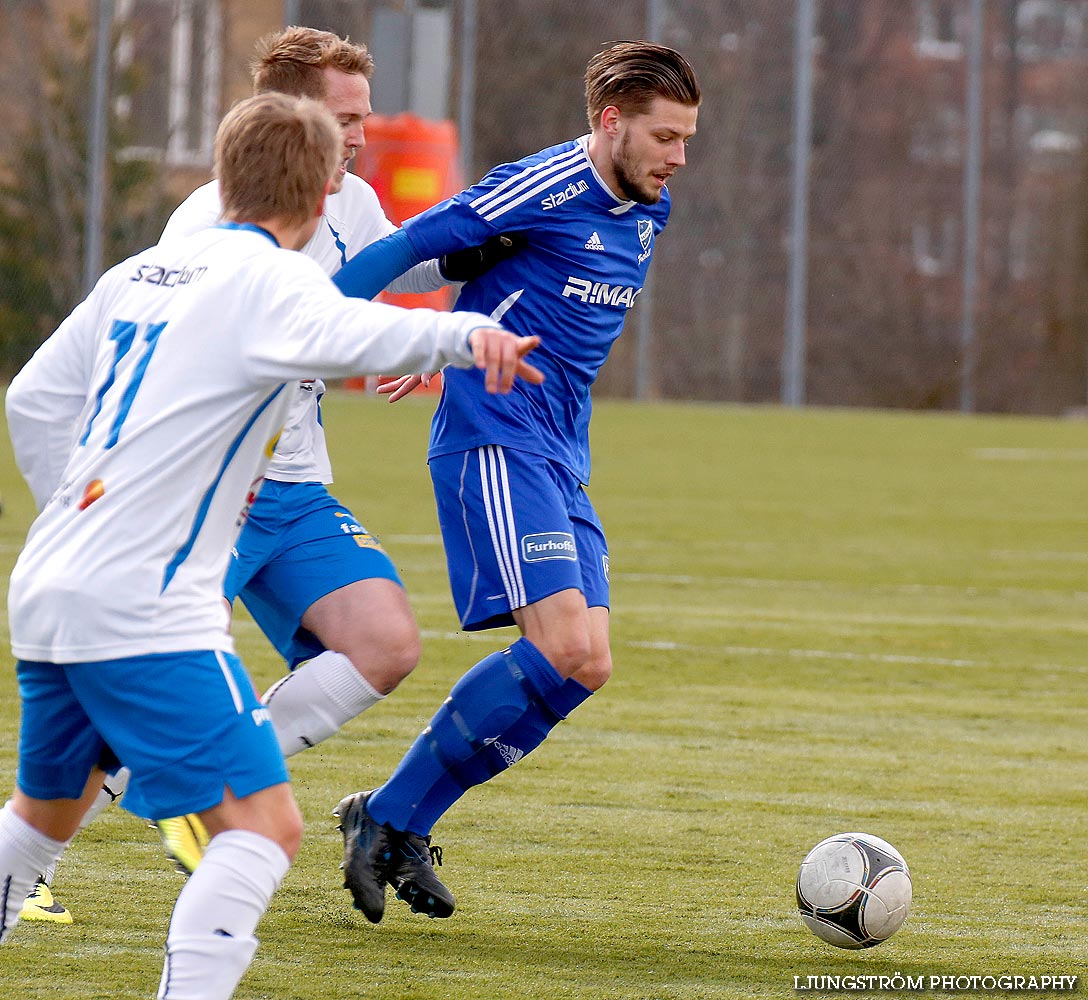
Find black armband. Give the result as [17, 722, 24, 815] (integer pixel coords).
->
[439, 231, 527, 282]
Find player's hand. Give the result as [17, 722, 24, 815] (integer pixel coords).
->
[467, 328, 544, 394]
[377, 373, 435, 402]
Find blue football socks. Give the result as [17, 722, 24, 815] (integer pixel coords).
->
[368, 637, 591, 836]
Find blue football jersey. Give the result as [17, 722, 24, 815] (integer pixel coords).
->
[401, 136, 671, 483]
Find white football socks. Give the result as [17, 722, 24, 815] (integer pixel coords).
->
[0, 802, 68, 943]
[261, 651, 383, 757]
[79, 766, 130, 831]
[157, 829, 289, 1000]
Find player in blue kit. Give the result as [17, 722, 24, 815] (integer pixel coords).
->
[330, 40, 701, 923]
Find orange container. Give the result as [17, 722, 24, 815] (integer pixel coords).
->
[345, 113, 461, 392]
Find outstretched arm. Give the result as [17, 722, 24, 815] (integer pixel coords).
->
[334, 229, 423, 300]
[388, 233, 526, 296]
[335, 223, 525, 300]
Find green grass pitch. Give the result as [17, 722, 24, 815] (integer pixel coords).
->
[0, 393, 1085, 999]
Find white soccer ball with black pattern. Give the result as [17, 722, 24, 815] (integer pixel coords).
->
[796, 832, 912, 949]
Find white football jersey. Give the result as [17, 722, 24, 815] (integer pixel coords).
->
[160, 174, 445, 483]
[6, 225, 492, 663]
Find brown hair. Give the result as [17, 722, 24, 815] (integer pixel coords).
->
[216, 93, 340, 227]
[585, 40, 701, 127]
[251, 26, 375, 99]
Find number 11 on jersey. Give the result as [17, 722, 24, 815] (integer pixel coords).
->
[79, 319, 168, 449]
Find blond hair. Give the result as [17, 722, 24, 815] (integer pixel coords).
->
[585, 40, 701, 127]
[252, 25, 375, 99]
[216, 93, 340, 227]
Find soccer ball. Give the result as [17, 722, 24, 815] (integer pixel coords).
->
[796, 832, 912, 949]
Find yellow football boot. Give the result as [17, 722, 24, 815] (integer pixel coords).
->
[20, 878, 73, 924]
[155, 814, 209, 875]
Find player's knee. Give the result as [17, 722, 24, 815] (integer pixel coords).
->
[272, 799, 304, 860]
[537, 630, 593, 678]
[572, 649, 612, 691]
[348, 617, 421, 694]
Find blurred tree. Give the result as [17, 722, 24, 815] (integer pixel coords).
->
[0, 9, 173, 377]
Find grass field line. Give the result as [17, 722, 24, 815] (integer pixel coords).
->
[614, 571, 1087, 604]
[415, 628, 1084, 674]
[615, 601, 1088, 634]
[626, 638, 1087, 674]
[990, 548, 1088, 563]
[385, 534, 1088, 569]
[393, 587, 1086, 632]
[238, 616, 1084, 673]
[971, 447, 1088, 461]
[388, 562, 1088, 605]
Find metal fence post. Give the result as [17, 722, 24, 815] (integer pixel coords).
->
[782, 0, 814, 408]
[960, 0, 984, 413]
[635, 0, 665, 401]
[84, 0, 113, 296]
[458, 0, 477, 181]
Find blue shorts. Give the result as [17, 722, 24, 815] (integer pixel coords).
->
[429, 446, 609, 631]
[227, 480, 403, 667]
[16, 650, 288, 820]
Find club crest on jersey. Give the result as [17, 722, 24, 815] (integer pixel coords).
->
[637, 219, 654, 264]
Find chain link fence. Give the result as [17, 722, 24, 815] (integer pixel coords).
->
[2, 0, 1087, 413]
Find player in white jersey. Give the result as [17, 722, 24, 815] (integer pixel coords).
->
[330, 41, 701, 923]
[0, 92, 540, 999]
[157, 29, 443, 777]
